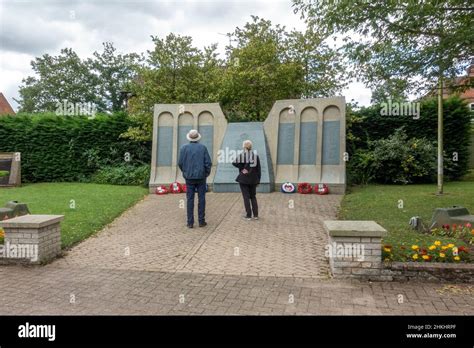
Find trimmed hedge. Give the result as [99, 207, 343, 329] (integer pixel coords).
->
[0, 113, 151, 182]
[348, 96, 472, 183]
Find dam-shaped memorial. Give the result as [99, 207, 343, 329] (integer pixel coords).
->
[149, 97, 346, 193]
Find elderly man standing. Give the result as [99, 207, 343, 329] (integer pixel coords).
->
[178, 129, 212, 228]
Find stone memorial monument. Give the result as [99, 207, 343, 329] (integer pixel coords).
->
[264, 97, 346, 193]
[150, 97, 346, 193]
[149, 103, 227, 192]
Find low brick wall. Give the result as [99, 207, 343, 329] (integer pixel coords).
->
[383, 262, 474, 283]
[0, 215, 64, 265]
[323, 220, 389, 280]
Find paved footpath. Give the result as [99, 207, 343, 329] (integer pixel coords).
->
[0, 193, 472, 315]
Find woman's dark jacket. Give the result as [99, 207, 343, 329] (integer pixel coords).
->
[232, 150, 261, 185]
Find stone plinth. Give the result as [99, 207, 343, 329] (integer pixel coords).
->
[0, 215, 64, 264]
[324, 220, 388, 280]
[0, 152, 21, 187]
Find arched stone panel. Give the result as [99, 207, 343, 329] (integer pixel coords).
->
[178, 112, 194, 151]
[198, 111, 214, 156]
[156, 112, 173, 166]
[277, 108, 295, 165]
[322, 105, 341, 165]
[299, 107, 318, 165]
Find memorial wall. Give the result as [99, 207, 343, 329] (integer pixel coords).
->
[150, 97, 346, 193]
[264, 97, 346, 193]
[150, 103, 227, 192]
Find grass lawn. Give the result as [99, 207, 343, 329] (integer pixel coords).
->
[0, 183, 148, 248]
[339, 181, 474, 262]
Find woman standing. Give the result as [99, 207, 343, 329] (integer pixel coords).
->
[232, 140, 261, 221]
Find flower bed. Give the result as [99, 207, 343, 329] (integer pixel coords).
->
[382, 224, 474, 281]
[383, 241, 471, 263]
[382, 223, 473, 264]
[431, 223, 474, 244]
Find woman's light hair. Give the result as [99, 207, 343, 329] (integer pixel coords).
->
[242, 140, 253, 150]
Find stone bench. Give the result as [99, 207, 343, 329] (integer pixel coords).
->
[0, 215, 64, 264]
[323, 220, 388, 280]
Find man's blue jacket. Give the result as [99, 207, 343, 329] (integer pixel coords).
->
[178, 142, 212, 180]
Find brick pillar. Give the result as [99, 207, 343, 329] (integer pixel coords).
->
[323, 220, 389, 280]
[0, 215, 64, 264]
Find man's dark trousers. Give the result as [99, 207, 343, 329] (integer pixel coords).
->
[186, 180, 207, 226]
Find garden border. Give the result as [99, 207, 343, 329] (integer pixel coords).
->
[383, 261, 474, 283]
[324, 220, 473, 282]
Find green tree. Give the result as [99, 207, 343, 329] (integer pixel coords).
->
[293, 0, 474, 193]
[126, 33, 223, 140]
[16, 44, 141, 113]
[221, 17, 302, 121]
[370, 78, 409, 104]
[16, 48, 97, 112]
[284, 28, 346, 98]
[87, 42, 142, 112]
[221, 16, 344, 121]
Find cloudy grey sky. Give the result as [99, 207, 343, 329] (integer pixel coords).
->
[0, 0, 371, 111]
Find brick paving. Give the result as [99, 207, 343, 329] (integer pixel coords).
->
[0, 193, 473, 315]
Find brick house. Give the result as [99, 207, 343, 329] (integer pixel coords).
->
[441, 64, 474, 111]
[0, 93, 15, 116]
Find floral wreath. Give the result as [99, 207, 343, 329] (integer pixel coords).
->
[297, 182, 313, 194]
[314, 183, 329, 195]
[281, 182, 296, 193]
[155, 185, 169, 195]
[169, 182, 183, 194]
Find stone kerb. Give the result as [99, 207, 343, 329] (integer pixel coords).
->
[0, 215, 64, 264]
[323, 220, 388, 280]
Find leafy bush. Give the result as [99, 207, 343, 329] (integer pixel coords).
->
[348, 129, 436, 184]
[346, 149, 375, 185]
[370, 129, 437, 184]
[0, 112, 151, 182]
[91, 164, 150, 186]
[348, 96, 472, 182]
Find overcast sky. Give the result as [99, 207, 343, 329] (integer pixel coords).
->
[0, 0, 371, 111]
